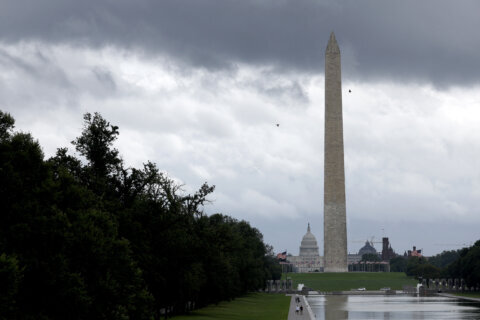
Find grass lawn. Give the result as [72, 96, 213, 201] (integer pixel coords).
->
[171, 293, 290, 320]
[283, 272, 417, 291]
[453, 292, 480, 299]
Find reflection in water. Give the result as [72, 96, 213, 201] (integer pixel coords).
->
[324, 295, 348, 320]
[308, 295, 480, 320]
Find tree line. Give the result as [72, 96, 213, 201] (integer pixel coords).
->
[389, 243, 480, 287]
[0, 111, 281, 319]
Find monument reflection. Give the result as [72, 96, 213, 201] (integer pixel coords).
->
[324, 295, 348, 320]
[308, 295, 480, 320]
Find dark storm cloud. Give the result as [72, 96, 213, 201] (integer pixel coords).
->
[1, 0, 479, 86]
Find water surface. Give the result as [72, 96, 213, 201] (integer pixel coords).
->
[307, 295, 480, 319]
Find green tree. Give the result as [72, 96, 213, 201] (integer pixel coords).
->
[1, 110, 279, 319]
[71, 112, 122, 198]
[447, 240, 480, 287]
[406, 257, 440, 279]
[389, 256, 407, 272]
[428, 250, 460, 268]
[72, 112, 120, 177]
[264, 245, 282, 281]
[0, 111, 154, 319]
[362, 253, 380, 262]
[406, 256, 423, 277]
[0, 253, 23, 319]
[416, 264, 441, 279]
[0, 111, 15, 141]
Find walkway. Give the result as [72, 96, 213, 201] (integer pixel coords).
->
[287, 294, 313, 320]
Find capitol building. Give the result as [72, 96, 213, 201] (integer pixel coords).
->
[288, 224, 324, 272]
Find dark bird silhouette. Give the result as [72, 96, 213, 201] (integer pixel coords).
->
[276, 124, 280, 127]
[349, 89, 351, 93]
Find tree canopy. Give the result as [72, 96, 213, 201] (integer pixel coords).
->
[446, 241, 480, 287]
[361, 253, 380, 262]
[0, 110, 280, 319]
[428, 250, 460, 269]
[396, 246, 478, 286]
[389, 256, 407, 272]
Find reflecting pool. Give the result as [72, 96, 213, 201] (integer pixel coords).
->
[307, 295, 480, 320]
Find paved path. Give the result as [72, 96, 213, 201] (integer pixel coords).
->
[287, 295, 312, 320]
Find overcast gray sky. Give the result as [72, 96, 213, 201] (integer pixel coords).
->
[1, 0, 479, 256]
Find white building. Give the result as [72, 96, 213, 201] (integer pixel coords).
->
[288, 224, 324, 273]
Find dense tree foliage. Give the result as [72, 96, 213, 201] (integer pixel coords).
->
[361, 253, 380, 262]
[0, 253, 22, 318]
[0, 111, 279, 319]
[405, 257, 441, 279]
[393, 245, 478, 286]
[428, 250, 460, 269]
[446, 241, 480, 287]
[389, 256, 407, 272]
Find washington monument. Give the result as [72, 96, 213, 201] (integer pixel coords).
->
[323, 32, 348, 272]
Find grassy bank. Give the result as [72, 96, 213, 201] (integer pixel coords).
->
[171, 293, 290, 320]
[283, 272, 417, 291]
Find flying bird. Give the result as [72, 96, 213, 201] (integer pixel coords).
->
[276, 124, 280, 127]
[348, 89, 351, 93]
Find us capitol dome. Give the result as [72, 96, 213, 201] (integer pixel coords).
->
[299, 223, 320, 256]
[288, 223, 323, 272]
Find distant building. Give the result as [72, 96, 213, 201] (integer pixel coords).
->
[347, 253, 361, 264]
[381, 237, 397, 261]
[288, 224, 323, 273]
[347, 240, 389, 272]
[358, 241, 378, 257]
[348, 261, 390, 272]
[348, 240, 378, 263]
[405, 246, 422, 257]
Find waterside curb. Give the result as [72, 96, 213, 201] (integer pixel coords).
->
[438, 293, 480, 302]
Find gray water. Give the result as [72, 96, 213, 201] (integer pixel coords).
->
[307, 295, 480, 319]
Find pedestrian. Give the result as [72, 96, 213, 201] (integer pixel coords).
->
[295, 305, 299, 314]
[300, 305, 303, 315]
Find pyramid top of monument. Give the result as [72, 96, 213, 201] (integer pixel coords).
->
[326, 32, 340, 54]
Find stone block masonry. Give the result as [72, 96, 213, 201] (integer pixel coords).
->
[323, 32, 348, 272]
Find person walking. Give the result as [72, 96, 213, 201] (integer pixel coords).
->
[300, 305, 303, 315]
[295, 305, 299, 315]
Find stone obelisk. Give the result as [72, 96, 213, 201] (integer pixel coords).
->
[323, 32, 348, 272]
